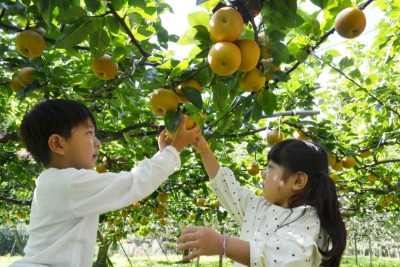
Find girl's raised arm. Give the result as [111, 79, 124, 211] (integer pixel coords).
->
[192, 135, 220, 179]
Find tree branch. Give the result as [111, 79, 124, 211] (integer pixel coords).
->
[0, 132, 20, 143]
[313, 53, 400, 118]
[0, 8, 5, 21]
[285, 0, 375, 78]
[107, 3, 151, 58]
[0, 196, 31, 206]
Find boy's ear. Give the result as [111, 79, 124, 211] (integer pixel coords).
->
[293, 172, 308, 191]
[48, 134, 65, 155]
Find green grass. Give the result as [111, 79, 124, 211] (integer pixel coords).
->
[109, 254, 233, 267]
[340, 255, 400, 267]
[2, 254, 399, 266]
[0, 254, 234, 267]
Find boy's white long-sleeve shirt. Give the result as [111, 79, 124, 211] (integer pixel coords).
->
[210, 167, 326, 267]
[10, 146, 180, 267]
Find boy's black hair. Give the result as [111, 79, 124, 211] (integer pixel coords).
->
[20, 99, 97, 167]
[268, 139, 346, 267]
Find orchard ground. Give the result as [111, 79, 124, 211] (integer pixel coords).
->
[2, 254, 400, 267]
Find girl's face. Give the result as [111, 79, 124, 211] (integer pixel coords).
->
[261, 160, 295, 208]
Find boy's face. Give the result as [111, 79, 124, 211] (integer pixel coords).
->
[62, 119, 101, 169]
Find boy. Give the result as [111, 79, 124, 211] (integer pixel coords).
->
[11, 99, 200, 266]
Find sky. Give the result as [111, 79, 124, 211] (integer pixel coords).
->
[160, 0, 385, 59]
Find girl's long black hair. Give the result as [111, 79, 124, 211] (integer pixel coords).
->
[268, 139, 346, 267]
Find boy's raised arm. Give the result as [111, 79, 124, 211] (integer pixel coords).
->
[170, 115, 201, 152]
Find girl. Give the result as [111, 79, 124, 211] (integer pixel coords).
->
[179, 137, 346, 267]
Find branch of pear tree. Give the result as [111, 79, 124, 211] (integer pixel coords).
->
[0, 196, 31, 206]
[313, 53, 400, 118]
[106, 3, 151, 58]
[285, 0, 374, 77]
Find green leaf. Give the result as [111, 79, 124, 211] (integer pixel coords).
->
[112, 47, 127, 62]
[60, 6, 87, 24]
[192, 25, 212, 43]
[262, 11, 286, 30]
[169, 60, 189, 81]
[35, 0, 57, 30]
[127, 12, 143, 24]
[165, 109, 182, 133]
[309, 0, 329, 9]
[177, 27, 206, 46]
[84, 0, 101, 13]
[268, 30, 286, 43]
[268, 42, 290, 62]
[55, 21, 90, 48]
[190, 112, 204, 133]
[251, 98, 263, 122]
[301, 19, 320, 36]
[212, 81, 229, 112]
[181, 87, 203, 110]
[338, 56, 354, 69]
[296, 48, 309, 62]
[21, 0, 31, 7]
[153, 22, 169, 47]
[157, 3, 173, 14]
[217, 116, 232, 134]
[270, 0, 289, 14]
[105, 16, 120, 34]
[132, 25, 156, 41]
[246, 144, 258, 154]
[57, 0, 71, 13]
[272, 71, 289, 82]
[128, 0, 145, 8]
[232, 104, 243, 129]
[134, 4, 157, 22]
[285, 13, 305, 28]
[349, 68, 362, 79]
[257, 90, 277, 116]
[90, 28, 110, 60]
[325, 49, 341, 57]
[110, 0, 124, 11]
[187, 11, 210, 30]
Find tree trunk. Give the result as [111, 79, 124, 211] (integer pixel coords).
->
[12, 226, 25, 256]
[368, 235, 372, 267]
[93, 242, 112, 267]
[354, 234, 358, 266]
[93, 231, 112, 267]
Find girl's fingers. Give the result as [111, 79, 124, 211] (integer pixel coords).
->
[178, 232, 198, 243]
[182, 249, 200, 261]
[178, 240, 195, 251]
[181, 226, 198, 235]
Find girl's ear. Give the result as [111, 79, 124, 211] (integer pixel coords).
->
[48, 134, 65, 155]
[293, 172, 308, 191]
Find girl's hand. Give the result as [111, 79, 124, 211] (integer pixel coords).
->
[158, 129, 172, 152]
[178, 226, 224, 261]
[191, 135, 207, 151]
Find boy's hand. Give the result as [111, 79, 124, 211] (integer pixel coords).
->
[158, 129, 172, 152]
[171, 115, 201, 152]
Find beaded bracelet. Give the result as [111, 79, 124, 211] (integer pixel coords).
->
[196, 143, 210, 153]
[222, 234, 227, 259]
